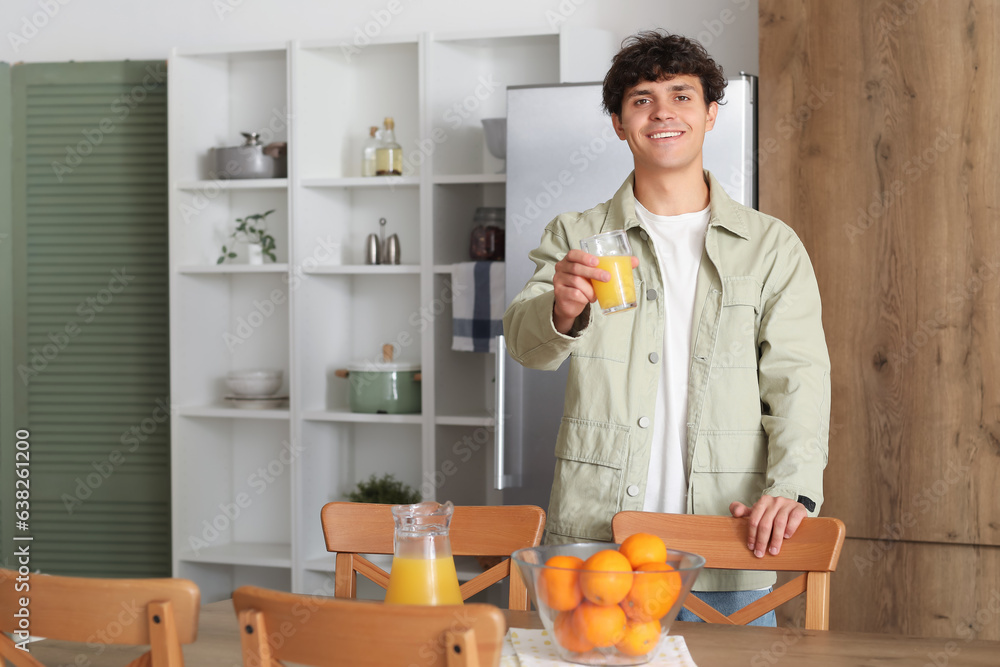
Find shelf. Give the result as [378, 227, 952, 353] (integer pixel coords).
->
[300, 34, 420, 50]
[169, 30, 574, 600]
[433, 174, 506, 185]
[304, 556, 339, 572]
[302, 410, 423, 424]
[435, 413, 496, 427]
[434, 27, 557, 44]
[176, 179, 288, 190]
[176, 264, 289, 274]
[302, 265, 421, 275]
[433, 264, 502, 274]
[301, 176, 420, 188]
[177, 542, 292, 568]
[176, 405, 290, 420]
[303, 554, 393, 573]
[174, 43, 288, 57]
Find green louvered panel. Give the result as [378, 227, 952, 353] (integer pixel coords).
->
[7, 62, 170, 577]
[0, 64, 14, 568]
[31, 499, 170, 576]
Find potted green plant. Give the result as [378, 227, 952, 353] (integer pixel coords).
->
[218, 209, 277, 265]
[347, 473, 421, 505]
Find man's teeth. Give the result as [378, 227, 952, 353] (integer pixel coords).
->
[649, 131, 682, 139]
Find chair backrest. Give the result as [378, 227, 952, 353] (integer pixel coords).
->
[232, 585, 505, 667]
[0, 568, 199, 667]
[320, 502, 545, 610]
[611, 512, 845, 629]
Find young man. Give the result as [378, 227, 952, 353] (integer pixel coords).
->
[502, 32, 831, 625]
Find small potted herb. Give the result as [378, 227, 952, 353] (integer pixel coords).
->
[347, 473, 421, 505]
[346, 474, 422, 570]
[218, 209, 277, 265]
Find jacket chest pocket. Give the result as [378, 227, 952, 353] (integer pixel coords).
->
[714, 278, 761, 369]
[570, 279, 642, 364]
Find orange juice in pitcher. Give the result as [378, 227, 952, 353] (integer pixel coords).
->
[384, 501, 463, 605]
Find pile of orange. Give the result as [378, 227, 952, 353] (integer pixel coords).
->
[538, 533, 682, 657]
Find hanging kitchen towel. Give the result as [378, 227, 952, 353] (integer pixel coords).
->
[452, 261, 505, 353]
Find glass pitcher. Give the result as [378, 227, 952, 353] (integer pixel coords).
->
[383, 500, 463, 605]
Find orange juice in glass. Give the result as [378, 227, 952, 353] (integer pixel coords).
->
[581, 230, 637, 314]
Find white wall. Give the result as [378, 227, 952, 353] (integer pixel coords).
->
[1, 0, 758, 76]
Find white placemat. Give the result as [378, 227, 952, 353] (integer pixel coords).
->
[501, 629, 698, 666]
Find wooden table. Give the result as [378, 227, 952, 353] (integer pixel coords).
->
[25, 600, 1000, 666]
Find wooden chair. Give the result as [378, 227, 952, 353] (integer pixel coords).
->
[320, 502, 545, 610]
[0, 569, 199, 667]
[233, 585, 504, 667]
[611, 512, 846, 629]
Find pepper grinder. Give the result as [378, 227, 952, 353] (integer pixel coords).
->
[384, 218, 400, 265]
[365, 230, 382, 264]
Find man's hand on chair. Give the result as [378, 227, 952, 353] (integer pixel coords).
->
[729, 496, 809, 558]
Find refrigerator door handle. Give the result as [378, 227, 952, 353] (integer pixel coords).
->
[494, 333, 507, 490]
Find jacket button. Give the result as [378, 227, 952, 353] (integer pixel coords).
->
[648, 352, 659, 363]
[646, 289, 657, 301]
[626, 484, 640, 497]
[638, 416, 650, 428]
[639, 230, 649, 241]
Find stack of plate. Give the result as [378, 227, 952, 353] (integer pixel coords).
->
[225, 370, 288, 409]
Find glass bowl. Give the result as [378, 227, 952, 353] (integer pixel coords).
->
[512, 542, 705, 666]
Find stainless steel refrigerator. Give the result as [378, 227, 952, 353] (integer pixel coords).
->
[496, 76, 757, 508]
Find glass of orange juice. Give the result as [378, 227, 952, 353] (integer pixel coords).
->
[580, 230, 637, 314]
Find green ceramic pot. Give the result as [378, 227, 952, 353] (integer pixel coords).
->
[342, 361, 421, 414]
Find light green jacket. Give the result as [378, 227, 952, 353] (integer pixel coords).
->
[503, 171, 831, 591]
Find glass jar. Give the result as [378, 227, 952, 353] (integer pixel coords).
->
[469, 207, 505, 261]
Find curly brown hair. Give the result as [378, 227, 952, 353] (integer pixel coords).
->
[602, 31, 727, 116]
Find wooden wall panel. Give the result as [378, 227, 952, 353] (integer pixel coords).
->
[833, 539, 1000, 641]
[758, 1, 1000, 544]
[773, 540, 1000, 640]
[759, 0, 1000, 638]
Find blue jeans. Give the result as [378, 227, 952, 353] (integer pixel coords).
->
[676, 588, 777, 627]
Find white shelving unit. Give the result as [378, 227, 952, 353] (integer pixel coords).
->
[168, 28, 609, 601]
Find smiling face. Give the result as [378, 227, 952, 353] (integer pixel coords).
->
[611, 74, 719, 181]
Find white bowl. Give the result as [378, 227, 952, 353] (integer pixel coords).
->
[226, 370, 282, 397]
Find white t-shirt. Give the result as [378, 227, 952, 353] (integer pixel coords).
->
[635, 200, 711, 514]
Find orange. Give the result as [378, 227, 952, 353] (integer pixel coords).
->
[619, 532, 668, 569]
[572, 600, 627, 648]
[538, 555, 584, 611]
[579, 549, 633, 605]
[621, 562, 682, 622]
[554, 609, 594, 653]
[615, 618, 662, 657]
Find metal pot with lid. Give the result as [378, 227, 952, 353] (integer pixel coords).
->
[334, 344, 421, 414]
[211, 132, 288, 180]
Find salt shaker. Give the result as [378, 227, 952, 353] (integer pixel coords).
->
[365, 233, 382, 264]
[385, 234, 400, 264]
